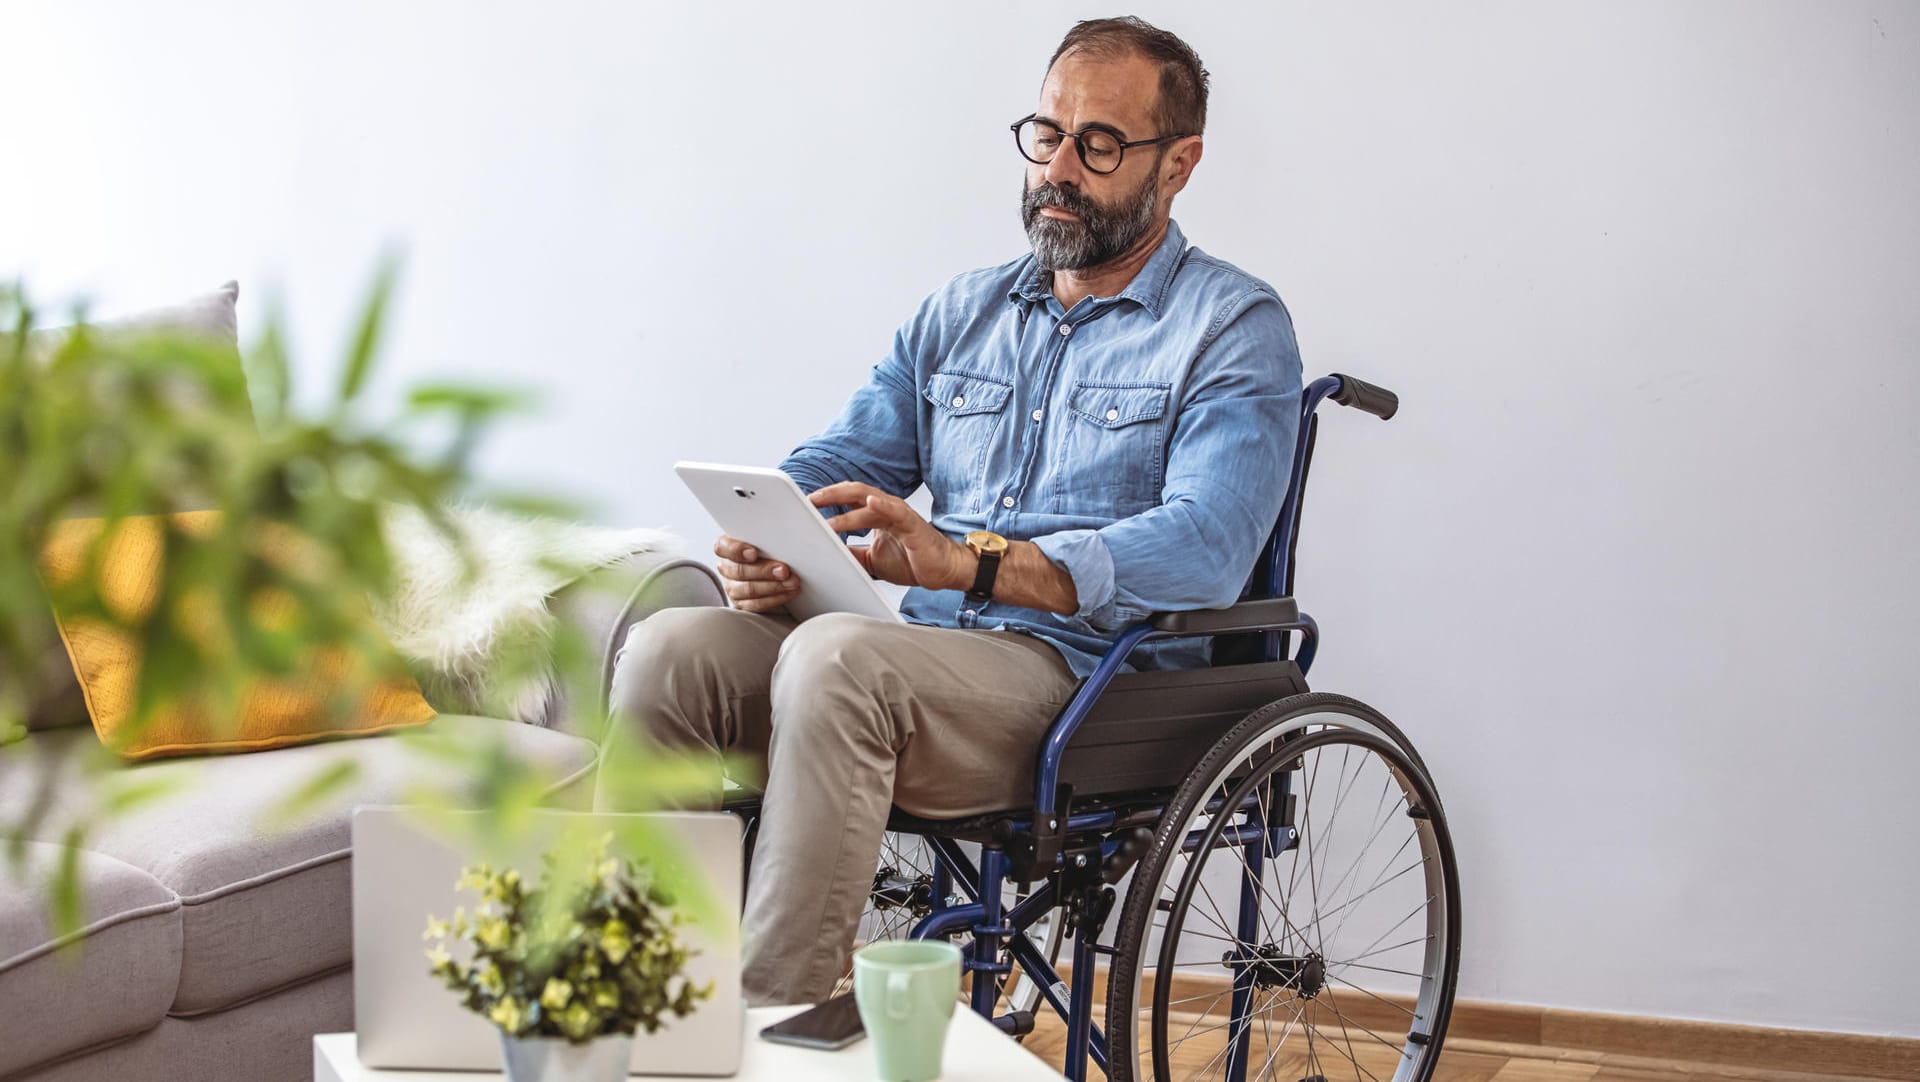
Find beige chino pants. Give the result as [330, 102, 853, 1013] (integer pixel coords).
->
[601, 607, 1080, 1006]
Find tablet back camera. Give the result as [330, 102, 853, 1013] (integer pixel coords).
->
[733, 487, 755, 498]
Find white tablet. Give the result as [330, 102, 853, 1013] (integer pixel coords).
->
[675, 462, 903, 623]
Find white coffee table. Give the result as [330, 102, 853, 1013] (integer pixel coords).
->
[314, 1004, 1066, 1081]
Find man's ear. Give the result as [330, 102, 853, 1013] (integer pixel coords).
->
[1162, 136, 1203, 197]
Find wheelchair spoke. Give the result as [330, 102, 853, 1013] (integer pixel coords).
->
[1318, 779, 1407, 925]
[1334, 960, 1427, 979]
[1317, 850, 1422, 943]
[1324, 971, 1416, 1017]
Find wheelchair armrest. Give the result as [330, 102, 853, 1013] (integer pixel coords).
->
[1148, 597, 1301, 637]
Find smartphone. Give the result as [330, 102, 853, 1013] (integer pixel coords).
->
[758, 991, 866, 1050]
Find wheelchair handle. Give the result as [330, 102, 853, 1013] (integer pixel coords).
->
[1328, 372, 1399, 420]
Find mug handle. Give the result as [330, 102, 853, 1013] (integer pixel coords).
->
[886, 971, 912, 1021]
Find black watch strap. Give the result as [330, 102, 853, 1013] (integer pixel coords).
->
[965, 550, 1002, 604]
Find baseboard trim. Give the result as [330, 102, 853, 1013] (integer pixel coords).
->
[1051, 960, 1920, 1080]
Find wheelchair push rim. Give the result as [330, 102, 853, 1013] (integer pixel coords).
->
[1107, 697, 1460, 1082]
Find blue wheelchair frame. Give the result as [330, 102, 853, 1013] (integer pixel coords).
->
[892, 373, 1396, 1081]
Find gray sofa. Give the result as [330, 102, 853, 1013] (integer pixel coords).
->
[0, 547, 725, 1080]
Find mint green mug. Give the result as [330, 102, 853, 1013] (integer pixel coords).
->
[851, 939, 962, 1081]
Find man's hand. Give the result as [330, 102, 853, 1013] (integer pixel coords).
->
[714, 534, 801, 614]
[811, 482, 972, 592]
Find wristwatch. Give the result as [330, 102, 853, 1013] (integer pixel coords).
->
[964, 530, 1010, 604]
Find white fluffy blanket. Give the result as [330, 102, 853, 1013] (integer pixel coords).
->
[375, 503, 676, 724]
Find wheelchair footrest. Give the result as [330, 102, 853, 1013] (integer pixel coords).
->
[992, 1011, 1036, 1038]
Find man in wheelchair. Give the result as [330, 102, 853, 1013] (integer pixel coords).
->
[613, 16, 1302, 1007]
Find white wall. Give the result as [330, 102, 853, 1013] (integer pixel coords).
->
[4, 0, 1916, 1038]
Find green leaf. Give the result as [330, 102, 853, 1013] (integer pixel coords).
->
[338, 254, 401, 407]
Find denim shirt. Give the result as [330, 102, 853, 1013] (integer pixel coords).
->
[780, 220, 1302, 678]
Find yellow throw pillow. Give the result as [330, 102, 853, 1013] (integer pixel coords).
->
[37, 510, 435, 760]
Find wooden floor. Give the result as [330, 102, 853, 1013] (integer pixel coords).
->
[1019, 1010, 1890, 1082]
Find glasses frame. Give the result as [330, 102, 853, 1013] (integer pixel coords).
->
[1010, 114, 1192, 176]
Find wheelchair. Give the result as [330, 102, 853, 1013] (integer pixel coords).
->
[729, 374, 1459, 1082]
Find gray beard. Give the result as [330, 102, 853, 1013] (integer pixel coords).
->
[1022, 172, 1160, 272]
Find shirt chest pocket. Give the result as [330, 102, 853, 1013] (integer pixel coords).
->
[922, 370, 1013, 514]
[1057, 380, 1172, 514]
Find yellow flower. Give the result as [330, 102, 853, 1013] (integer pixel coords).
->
[475, 961, 505, 996]
[476, 915, 512, 952]
[540, 978, 573, 1011]
[562, 1002, 595, 1040]
[488, 997, 527, 1034]
[600, 919, 632, 965]
[592, 982, 620, 1010]
[425, 944, 451, 970]
[422, 916, 449, 942]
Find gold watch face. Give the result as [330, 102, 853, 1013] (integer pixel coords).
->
[966, 530, 1010, 556]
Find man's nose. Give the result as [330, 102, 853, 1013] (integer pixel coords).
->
[1043, 139, 1088, 187]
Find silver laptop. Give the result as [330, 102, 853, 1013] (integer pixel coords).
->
[351, 807, 744, 1075]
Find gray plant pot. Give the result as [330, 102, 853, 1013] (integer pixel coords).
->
[499, 1032, 633, 1082]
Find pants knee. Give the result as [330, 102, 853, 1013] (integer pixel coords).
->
[609, 606, 739, 743]
[769, 614, 901, 741]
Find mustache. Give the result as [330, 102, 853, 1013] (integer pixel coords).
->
[1024, 182, 1101, 222]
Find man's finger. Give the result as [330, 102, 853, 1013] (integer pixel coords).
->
[732, 595, 791, 615]
[717, 558, 789, 582]
[824, 506, 888, 534]
[809, 481, 879, 507]
[715, 534, 759, 563]
[726, 577, 800, 601]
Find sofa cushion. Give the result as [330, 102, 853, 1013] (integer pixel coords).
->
[0, 842, 183, 1077]
[37, 510, 438, 761]
[2, 281, 249, 744]
[0, 715, 596, 1015]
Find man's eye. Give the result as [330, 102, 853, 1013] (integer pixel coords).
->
[1035, 134, 1062, 150]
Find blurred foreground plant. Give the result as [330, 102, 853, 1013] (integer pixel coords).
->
[0, 266, 724, 940]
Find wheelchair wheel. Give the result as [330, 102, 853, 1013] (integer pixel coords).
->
[834, 832, 1066, 1019]
[1106, 694, 1459, 1082]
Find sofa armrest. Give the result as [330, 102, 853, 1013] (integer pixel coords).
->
[542, 549, 725, 742]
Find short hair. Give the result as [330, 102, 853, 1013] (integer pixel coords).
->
[1048, 16, 1209, 138]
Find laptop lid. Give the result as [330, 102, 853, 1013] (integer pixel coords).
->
[352, 806, 743, 1075]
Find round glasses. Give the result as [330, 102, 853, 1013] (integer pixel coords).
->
[1011, 115, 1190, 175]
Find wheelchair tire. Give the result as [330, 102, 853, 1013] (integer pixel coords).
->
[1105, 693, 1459, 1082]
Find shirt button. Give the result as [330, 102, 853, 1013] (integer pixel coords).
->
[1031, 409, 1044, 422]
[1106, 408, 1121, 422]
[951, 395, 965, 408]
[1058, 322, 1073, 337]
[962, 609, 977, 618]
[1002, 495, 1016, 508]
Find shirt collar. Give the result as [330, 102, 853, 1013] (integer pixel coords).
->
[1007, 218, 1187, 320]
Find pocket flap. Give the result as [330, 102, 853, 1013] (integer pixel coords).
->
[924, 371, 1013, 416]
[1067, 381, 1171, 429]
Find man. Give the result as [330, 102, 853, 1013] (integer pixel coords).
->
[609, 16, 1302, 1006]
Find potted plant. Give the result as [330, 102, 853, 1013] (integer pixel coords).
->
[424, 831, 714, 1082]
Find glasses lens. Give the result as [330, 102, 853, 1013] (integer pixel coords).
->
[1079, 129, 1122, 173]
[1018, 119, 1064, 164]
